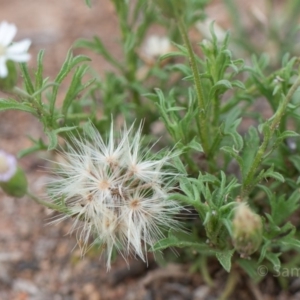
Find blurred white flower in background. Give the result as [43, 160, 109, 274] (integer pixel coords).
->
[144, 35, 172, 59]
[0, 150, 17, 182]
[48, 122, 183, 269]
[0, 21, 31, 78]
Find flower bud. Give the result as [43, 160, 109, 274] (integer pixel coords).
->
[0, 61, 17, 91]
[153, 0, 186, 19]
[232, 202, 262, 257]
[0, 150, 27, 197]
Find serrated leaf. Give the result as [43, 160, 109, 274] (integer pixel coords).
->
[216, 249, 235, 272]
[270, 191, 300, 225]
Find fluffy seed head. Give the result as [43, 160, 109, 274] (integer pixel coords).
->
[48, 122, 183, 269]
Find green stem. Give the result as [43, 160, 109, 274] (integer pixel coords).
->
[212, 94, 220, 126]
[183, 152, 198, 174]
[27, 191, 62, 211]
[67, 113, 91, 121]
[199, 256, 214, 287]
[241, 74, 300, 197]
[219, 270, 238, 300]
[11, 87, 49, 123]
[177, 17, 210, 156]
[12, 87, 34, 100]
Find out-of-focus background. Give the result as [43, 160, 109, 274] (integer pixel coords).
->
[0, 0, 297, 299]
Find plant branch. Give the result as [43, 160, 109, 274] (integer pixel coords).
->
[241, 73, 300, 197]
[177, 17, 210, 156]
[27, 190, 62, 212]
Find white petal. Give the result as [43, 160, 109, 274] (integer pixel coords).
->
[0, 57, 8, 77]
[7, 39, 31, 54]
[6, 53, 31, 62]
[0, 22, 17, 47]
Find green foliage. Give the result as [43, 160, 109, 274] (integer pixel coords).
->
[2, 0, 300, 286]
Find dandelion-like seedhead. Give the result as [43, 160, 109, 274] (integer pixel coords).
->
[0, 21, 31, 78]
[48, 122, 184, 269]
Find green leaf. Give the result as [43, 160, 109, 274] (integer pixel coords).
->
[221, 146, 243, 169]
[281, 237, 300, 249]
[20, 63, 35, 95]
[49, 51, 91, 116]
[152, 230, 215, 254]
[241, 127, 260, 179]
[0, 99, 37, 115]
[18, 139, 47, 158]
[265, 252, 281, 270]
[188, 138, 203, 152]
[288, 155, 300, 172]
[35, 50, 45, 104]
[223, 118, 243, 150]
[216, 249, 235, 272]
[210, 79, 232, 97]
[238, 259, 261, 281]
[46, 130, 58, 150]
[62, 65, 94, 118]
[46, 126, 77, 150]
[231, 80, 245, 89]
[74, 37, 122, 69]
[262, 167, 285, 183]
[272, 190, 300, 223]
[159, 51, 186, 61]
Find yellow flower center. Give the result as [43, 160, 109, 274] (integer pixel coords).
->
[0, 44, 6, 56]
[98, 180, 110, 190]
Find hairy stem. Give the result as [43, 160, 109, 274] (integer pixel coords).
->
[177, 17, 210, 156]
[242, 74, 300, 197]
[27, 191, 62, 211]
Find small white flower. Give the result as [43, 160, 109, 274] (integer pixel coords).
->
[144, 35, 172, 59]
[48, 122, 183, 269]
[0, 21, 31, 78]
[0, 150, 17, 182]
